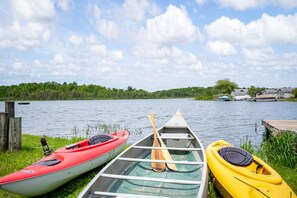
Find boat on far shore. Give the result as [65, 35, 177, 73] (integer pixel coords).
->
[252, 94, 277, 102]
[18, 102, 30, 105]
[218, 95, 231, 101]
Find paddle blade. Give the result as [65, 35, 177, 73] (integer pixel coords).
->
[149, 114, 177, 171]
[151, 140, 166, 172]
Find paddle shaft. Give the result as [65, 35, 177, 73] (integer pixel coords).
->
[148, 115, 166, 172]
[148, 114, 177, 171]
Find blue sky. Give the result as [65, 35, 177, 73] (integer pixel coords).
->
[0, 0, 296, 91]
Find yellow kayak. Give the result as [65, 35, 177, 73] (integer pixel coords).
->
[206, 140, 296, 198]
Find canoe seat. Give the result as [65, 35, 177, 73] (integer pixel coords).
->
[219, 147, 253, 166]
[88, 134, 112, 145]
[160, 133, 193, 140]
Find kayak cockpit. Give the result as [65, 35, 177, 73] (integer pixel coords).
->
[55, 134, 117, 153]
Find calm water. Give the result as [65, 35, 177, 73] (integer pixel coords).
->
[1, 99, 296, 147]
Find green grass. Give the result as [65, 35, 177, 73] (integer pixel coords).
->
[0, 135, 104, 198]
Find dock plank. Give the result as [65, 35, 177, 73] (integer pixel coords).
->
[262, 120, 297, 136]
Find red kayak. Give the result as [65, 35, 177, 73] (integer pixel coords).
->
[0, 130, 129, 196]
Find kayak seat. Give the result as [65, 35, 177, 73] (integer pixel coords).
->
[34, 159, 61, 166]
[219, 146, 253, 166]
[88, 134, 112, 145]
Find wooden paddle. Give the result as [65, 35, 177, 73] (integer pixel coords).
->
[148, 114, 166, 172]
[148, 114, 177, 171]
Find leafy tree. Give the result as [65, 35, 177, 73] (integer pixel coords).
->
[214, 79, 238, 94]
[247, 86, 265, 97]
[292, 88, 297, 98]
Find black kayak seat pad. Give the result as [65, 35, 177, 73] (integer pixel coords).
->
[88, 134, 113, 145]
[219, 146, 253, 166]
[34, 158, 61, 166]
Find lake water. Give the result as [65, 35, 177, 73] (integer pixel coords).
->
[1, 99, 296, 147]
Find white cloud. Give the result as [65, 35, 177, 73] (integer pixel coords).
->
[132, 43, 171, 58]
[110, 51, 124, 61]
[207, 41, 237, 55]
[51, 63, 79, 76]
[123, 0, 149, 21]
[0, 0, 56, 49]
[217, 0, 258, 10]
[122, 0, 160, 21]
[216, 0, 297, 10]
[241, 47, 297, 72]
[273, 0, 297, 9]
[196, 0, 207, 5]
[86, 34, 97, 44]
[51, 54, 64, 65]
[137, 5, 203, 46]
[56, 0, 73, 11]
[205, 14, 297, 46]
[89, 44, 107, 57]
[91, 5, 120, 40]
[69, 35, 83, 45]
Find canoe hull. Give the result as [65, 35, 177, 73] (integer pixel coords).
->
[206, 140, 296, 198]
[79, 111, 208, 198]
[0, 131, 128, 196]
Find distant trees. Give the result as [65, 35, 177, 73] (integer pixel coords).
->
[0, 82, 203, 100]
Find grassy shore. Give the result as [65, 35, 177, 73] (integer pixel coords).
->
[1, 133, 296, 197]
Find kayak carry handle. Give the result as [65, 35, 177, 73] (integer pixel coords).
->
[40, 137, 52, 156]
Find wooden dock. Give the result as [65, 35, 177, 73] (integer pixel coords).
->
[262, 120, 297, 137]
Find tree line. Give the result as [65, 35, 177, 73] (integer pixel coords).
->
[0, 80, 295, 101]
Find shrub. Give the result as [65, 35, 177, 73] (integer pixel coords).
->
[260, 131, 297, 168]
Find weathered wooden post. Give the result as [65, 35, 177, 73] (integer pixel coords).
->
[5, 101, 15, 118]
[0, 113, 8, 151]
[8, 117, 22, 151]
[4, 101, 22, 151]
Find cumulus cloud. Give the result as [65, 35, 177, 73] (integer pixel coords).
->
[196, 0, 207, 5]
[205, 13, 297, 46]
[50, 54, 64, 65]
[207, 41, 237, 55]
[122, 0, 160, 21]
[56, 0, 73, 11]
[216, 0, 297, 10]
[90, 5, 120, 40]
[137, 5, 203, 45]
[0, 0, 56, 49]
[69, 35, 83, 45]
[217, 0, 259, 10]
[123, 0, 149, 21]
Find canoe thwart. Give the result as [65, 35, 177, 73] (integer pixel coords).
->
[160, 133, 194, 140]
[118, 157, 204, 165]
[133, 145, 202, 151]
[101, 173, 202, 185]
[91, 191, 169, 198]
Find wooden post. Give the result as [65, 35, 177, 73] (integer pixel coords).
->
[8, 117, 22, 151]
[0, 113, 8, 151]
[5, 101, 15, 118]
